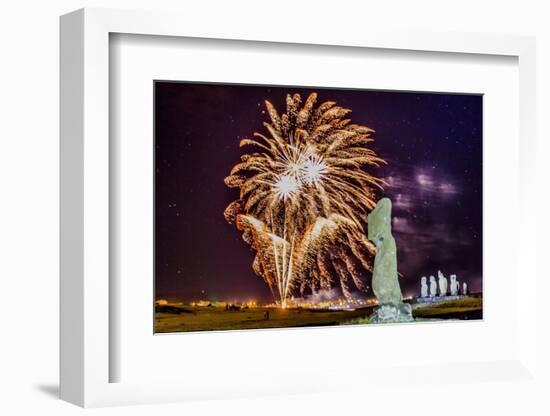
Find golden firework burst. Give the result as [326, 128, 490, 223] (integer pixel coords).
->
[224, 92, 386, 306]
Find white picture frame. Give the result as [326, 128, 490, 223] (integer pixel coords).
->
[60, 7, 538, 408]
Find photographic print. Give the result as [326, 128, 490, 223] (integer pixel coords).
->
[154, 82, 483, 333]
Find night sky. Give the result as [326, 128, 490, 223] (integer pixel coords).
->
[155, 82, 482, 302]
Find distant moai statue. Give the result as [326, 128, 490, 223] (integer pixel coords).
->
[462, 282, 468, 296]
[437, 270, 448, 296]
[420, 276, 429, 298]
[429, 275, 437, 297]
[450, 274, 458, 296]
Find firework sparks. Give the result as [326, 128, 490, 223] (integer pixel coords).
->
[224, 92, 385, 306]
[273, 174, 300, 201]
[302, 154, 327, 187]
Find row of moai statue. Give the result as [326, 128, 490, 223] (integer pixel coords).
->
[420, 270, 467, 298]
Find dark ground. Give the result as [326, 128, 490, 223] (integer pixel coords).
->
[155, 297, 482, 333]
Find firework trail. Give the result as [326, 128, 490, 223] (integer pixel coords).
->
[224, 92, 385, 306]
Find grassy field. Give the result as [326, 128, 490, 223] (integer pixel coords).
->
[155, 305, 375, 333]
[412, 297, 483, 319]
[155, 296, 482, 333]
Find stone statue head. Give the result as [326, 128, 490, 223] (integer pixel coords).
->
[438, 270, 444, 280]
[429, 275, 436, 283]
[367, 198, 392, 246]
[450, 274, 457, 283]
[421, 276, 427, 284]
